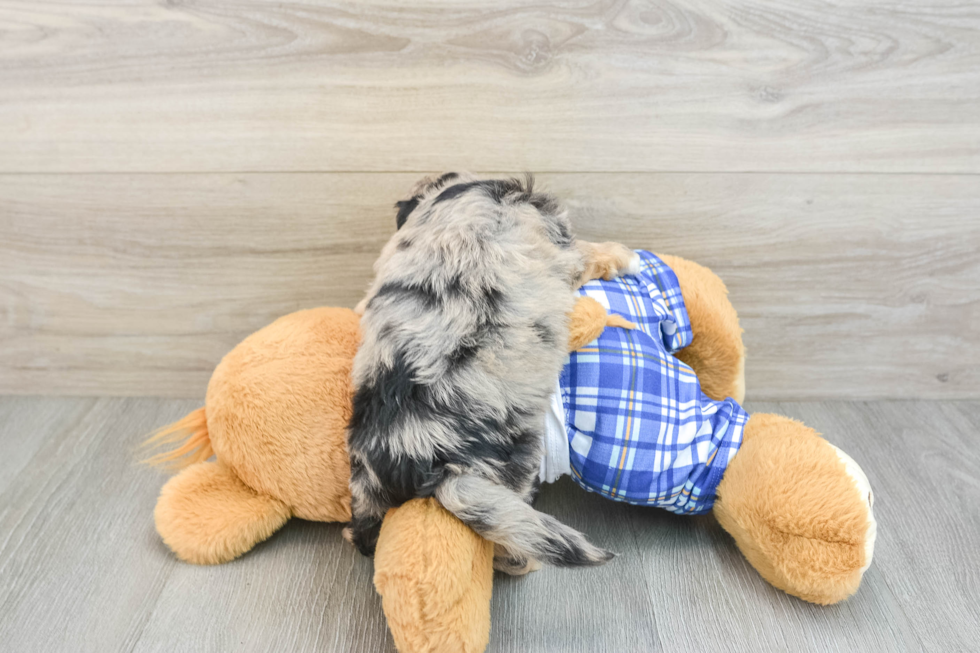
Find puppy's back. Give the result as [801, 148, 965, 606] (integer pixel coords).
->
[345, 176, 612, 568]
[354, 184, 580, 431]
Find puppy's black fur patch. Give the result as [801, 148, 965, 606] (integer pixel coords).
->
[434, 180, 485, 204]
[532, 320, 556, 345]
[370, 280, 443, 312]
[432, 175, 558, 213]
[395, 196, 421, 230]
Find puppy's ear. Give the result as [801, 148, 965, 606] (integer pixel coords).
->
[395, 196, 420, 230]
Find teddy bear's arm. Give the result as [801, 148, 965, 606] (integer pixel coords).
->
[657, 254, 745, 403]
[567, 295, 636, 351]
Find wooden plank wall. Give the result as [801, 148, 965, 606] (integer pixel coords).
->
[1, 0, 978, 399]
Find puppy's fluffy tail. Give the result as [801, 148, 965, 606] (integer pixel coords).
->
[435, 473, 613, 567]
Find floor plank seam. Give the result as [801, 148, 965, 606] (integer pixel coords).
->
[123, 559, 179, 653]
[622, 509, 666, 652]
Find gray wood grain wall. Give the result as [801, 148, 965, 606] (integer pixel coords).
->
[1, 0, 978, 399]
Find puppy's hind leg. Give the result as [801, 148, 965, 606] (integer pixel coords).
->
[343, 462, 388, 557]
[343, 511, 384, 558]
[576, 241, 642, 286]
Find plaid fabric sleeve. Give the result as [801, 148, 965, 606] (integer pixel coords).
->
[560, 251, 747, 514]
[639, 253, 692, 354]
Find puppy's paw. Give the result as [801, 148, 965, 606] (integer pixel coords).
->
[582, 242, 641, 282]
[494, 556, 542, 576]
[342, 526, 355, 545]
[601, 244, 640, 279]
[623, 251, 642, 276]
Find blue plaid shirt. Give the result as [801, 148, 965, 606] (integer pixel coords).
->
[559, 251, 748, 515]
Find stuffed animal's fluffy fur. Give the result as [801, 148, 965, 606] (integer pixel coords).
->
[145, 256, 875, 653]
[346, 173, 638, 572]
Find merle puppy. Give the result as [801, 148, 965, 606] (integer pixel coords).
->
[346, 172, 639, 573]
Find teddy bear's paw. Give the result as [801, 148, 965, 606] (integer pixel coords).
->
[831, 444, 877, 573]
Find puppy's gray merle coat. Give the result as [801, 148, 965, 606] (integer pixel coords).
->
[346, 172, 639, 572]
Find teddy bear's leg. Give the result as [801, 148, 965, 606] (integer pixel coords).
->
[657, 254, 745, 403]
[713, 413, 876, 605]
[374, 498, 495, 653]
[154, 461, 291, 565]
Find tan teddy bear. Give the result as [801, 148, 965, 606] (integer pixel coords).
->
[145, 254, 875, 653]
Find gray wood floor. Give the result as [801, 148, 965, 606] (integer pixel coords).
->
[0, 397, 977, 652]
